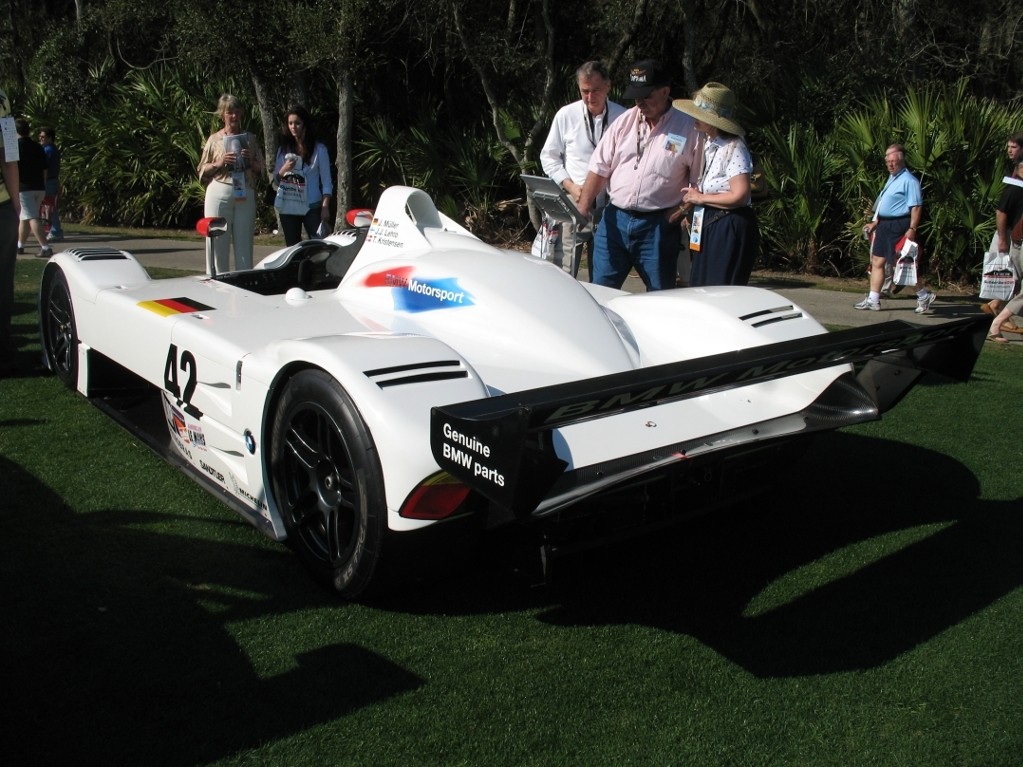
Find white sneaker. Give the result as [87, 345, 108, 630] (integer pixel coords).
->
[854, 296, 880, 311]
[915, 291, 936, 314]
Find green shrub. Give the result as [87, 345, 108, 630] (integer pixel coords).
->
[755, 80, 1020, 283]
[756, 124, 846, 274]
[23, 62, 251, 229]
[354, 110, 521, 236]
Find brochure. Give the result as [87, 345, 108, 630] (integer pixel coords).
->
[222, 133, 250, 171]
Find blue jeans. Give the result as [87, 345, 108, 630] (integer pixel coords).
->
[44, 179, 61, 236]
[592, 204, 680, 290]
[281, 204, 323, 246]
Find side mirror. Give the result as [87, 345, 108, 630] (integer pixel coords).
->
[196, 217, 229, 278]
[345, 209, 373, 228]
[196, 217, 229, 238]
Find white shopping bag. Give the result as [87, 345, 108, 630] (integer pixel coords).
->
[894, 239, 918, 286]
[530, 214, 563, 262]
[979, 251, 1017, 301]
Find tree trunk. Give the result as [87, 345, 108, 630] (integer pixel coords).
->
[251, 73, 277, 177]
[451, 0, 556, 229]
[335, 69, 355, 226]
[608, 0, 648, 73]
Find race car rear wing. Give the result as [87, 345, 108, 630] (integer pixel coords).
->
[430, 317, 987, 516]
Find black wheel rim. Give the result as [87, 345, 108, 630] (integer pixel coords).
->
[45, 279, 76, 379]
[278, 403, 359, 567]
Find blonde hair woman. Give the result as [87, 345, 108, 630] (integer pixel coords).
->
[197, 94, 265, 271]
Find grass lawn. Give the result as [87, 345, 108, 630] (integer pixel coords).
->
[63, 221, 287, 248]
[2, 259, 1021, 766]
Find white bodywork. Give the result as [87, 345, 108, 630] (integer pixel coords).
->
[49, 187, 851, 541]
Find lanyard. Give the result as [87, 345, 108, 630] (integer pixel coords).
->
[585, 103, 608, 148]
[698, 141, 720, 191]
[634, 117, 649, 170]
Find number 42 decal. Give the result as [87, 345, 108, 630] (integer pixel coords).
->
[165, 344, 203, 418]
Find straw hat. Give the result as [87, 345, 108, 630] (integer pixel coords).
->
[673, 82, 744, 136]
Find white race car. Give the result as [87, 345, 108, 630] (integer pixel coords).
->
[39, 186, 986, 597]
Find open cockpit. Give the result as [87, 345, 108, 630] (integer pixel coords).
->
[213, 227, 369, 295]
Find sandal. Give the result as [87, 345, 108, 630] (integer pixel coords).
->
[999, 323, 1023, 334]
[987, 334, 1009, 343]
[981, 302, 996, 315]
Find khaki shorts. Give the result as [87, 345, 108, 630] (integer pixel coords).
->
[19, 190, 44, 221]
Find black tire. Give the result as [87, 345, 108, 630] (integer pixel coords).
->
[40, 267, 79, 389]
[268, 369, 387, 598]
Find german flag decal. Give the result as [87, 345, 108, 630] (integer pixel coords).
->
[137, 297, 214, 317]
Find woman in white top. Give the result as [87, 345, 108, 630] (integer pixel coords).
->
[272, 105, 334, 245]
[197, 94, 265, 271]
[676, 82, 759, 287]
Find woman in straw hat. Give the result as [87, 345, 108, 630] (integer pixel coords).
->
[675, 82, 759, 287]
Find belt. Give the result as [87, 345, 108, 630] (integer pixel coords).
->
[876, 214, 910, 221]
[703, 205, 755, 225]
[611, 203, 671, 217]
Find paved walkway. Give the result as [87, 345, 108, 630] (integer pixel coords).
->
[19, 231, 999, 332]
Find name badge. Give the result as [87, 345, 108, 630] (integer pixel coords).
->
[689, 206, 705, 251]
[663, 133, 687, 156]
[232, 171, 248, 201]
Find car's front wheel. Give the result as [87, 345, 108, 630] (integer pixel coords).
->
[268, 369, 386, 598]
[40, 267, 79, 389]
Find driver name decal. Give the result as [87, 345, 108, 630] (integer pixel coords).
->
[439, 422, 504, 487]
[363, 267, 475, 312]
[365, 217, 405, 248]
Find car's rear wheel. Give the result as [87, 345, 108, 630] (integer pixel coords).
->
[40, 267, 79, 389]
[269, 369, 386, 598]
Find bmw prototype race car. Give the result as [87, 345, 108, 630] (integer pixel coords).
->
[39, 186, 987, 597]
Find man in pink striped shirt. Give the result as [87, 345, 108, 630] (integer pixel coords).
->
[576, 59, 700, 290]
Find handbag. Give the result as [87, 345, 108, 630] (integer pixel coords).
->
[273, 173, 308, 216]
[979, 251, 1017, 300]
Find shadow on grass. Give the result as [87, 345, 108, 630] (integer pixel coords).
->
[0, 456, 423, 767]
[379, 430, 1023, 678]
